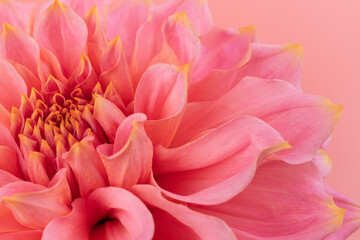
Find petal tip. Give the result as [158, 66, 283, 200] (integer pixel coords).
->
[284, 43, 303, 59]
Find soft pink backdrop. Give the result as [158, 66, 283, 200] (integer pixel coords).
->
[207, 0, 360, 239]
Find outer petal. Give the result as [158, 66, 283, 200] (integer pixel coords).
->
[1, 169, 71, 229]
[0, 146, 22, 178]
[42, 187, 154, 240]
[42, 198, 90, 240]
[152, 116, 289, 205]
[131, 184, 236, 240]
[237, 43, 303, 89]
[33, 0, 88, 77]
[172, 77, 341, 164]
[325, 186, 360, 240]
[105, 0, 149, 62]
[0, 24, 40, 75]
[134, 63, 187, 146]
[191, 161, 345, 240]
[93, 95, 125, 143]
[152, 12, 201, 65]
[0, 58, 27, 111]
[190, 27, 251, 84]
[0, 230, 42, 240]
[64, 137, 107, 196]
[97, 113, 153, 189]
[99, 36, 134, 105]
[175, 0, 213, 35]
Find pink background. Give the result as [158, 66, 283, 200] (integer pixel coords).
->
[207, 0, 360, 239]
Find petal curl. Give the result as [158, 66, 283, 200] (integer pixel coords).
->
[42, 187, 154, 240]
[134, 63, 187, 146]
[152, 116, 289, 205]
[173, 77, 341, 164]
[191, 161, 345, 240]
[131, 185, 236, 240]
[97, 113, 153, 189]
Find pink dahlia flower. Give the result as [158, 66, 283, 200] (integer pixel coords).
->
[0, 0, 358, 239]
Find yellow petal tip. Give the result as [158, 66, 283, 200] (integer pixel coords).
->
[284, 43, 303, 59]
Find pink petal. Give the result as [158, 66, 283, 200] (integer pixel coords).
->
[33, 0, 88, 77]
[97, 113, 153, 189]
[172, 77, 341, 164]
[93, 95, 126, 143]
[0, 104, 10, 130]
[0, 146, 22, 178]
[0, 24, 40, 75]
[106, 0, 149, 62]
[83, 6, 107, 74]
[64, 137, 107, 196]
[175, 0, 213, 35]
[0, 230, 42, 240]
[152, 12, 201, 65]
[191, 161, 345, 240]
[69, 54, 97, 97]
[0, 170, 22, 187]
[42, 198, 90, 240]
[0, 57, 26, 111]
[134, 63, 187, 146]
[61, 0, 110, 17]
[152, 116, 289, 205]
[0, 125, 25, 177]
[325, 186, 360, 240]
[2, 169, 71, 229]
[0, 1, 32, 31]
[190, 27, 251, 83]
[99, 36, 134, 105]
[26, 151, 50, 186]
[131, 184, 236, 240]
[9, 62, 42, 94]
[313, 148, 332, 178]
[130, 0, 211, 83]
[43, 187, 154, 240]
[237, 43, 303, 89]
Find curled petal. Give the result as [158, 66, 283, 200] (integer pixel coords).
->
[131, 184, 236, 240]
[97, 113, 153, 189]
[325, 186, 360, 240]
[152, 12, 201, 65]
[42, 187, 154, 240]
[175, 0, 213, 35]
[83, 6, 107, 74]
[191, 161, 345, 240]
[191, 27, 251, 83]
[93, 95, 126, 143]
[313, 148, 332, 178]
[173, 77, 341, 164]
[152, 116, 289, 205]
[0, 146, 22, 178]
[0, 24, 40, 75]
[64, 137, 107, 197]
[1, 169, 71, 229]
[237, 43, 303, 89]
[0, 58, 26, 111]
[99, 36, 134, 104]
[33, 0, 88, 77]
[134, 63, 187, 146]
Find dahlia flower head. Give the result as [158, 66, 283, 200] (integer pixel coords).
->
[0, 0, 358, 239]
